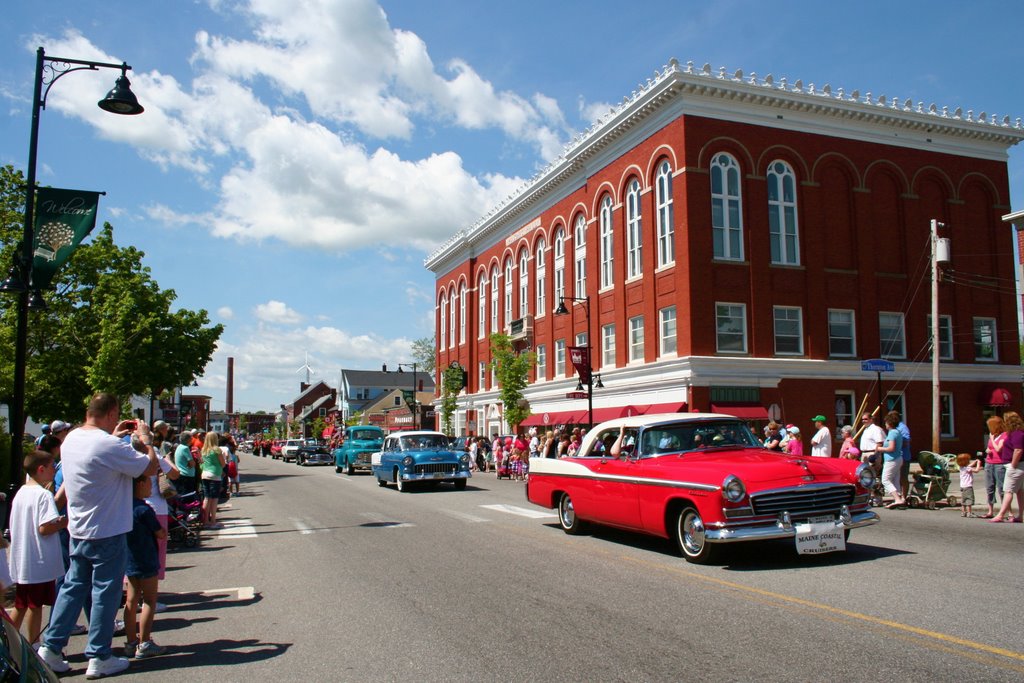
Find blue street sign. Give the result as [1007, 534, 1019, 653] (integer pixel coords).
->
[861, 358, 895, 372]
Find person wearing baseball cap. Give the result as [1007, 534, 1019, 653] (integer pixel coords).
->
[810, 415, 832, 457]
[50, 420, 73, 444]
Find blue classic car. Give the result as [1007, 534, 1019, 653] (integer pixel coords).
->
[372, 431, 471, 491]
[334, 425, 385, 474]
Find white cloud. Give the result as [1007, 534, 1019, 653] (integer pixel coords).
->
[217, 306, 234, 320]
[254, 300, 302, 325]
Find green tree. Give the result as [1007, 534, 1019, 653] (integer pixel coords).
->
[310, 416, 327, 440]
[0, 164, 222, 422]
[439, 363, 464, 435]
[488, 333, 535, 432]
[411, 335, 436, 380]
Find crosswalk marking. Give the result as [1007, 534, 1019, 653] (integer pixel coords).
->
[440, 509, 490, 523]
[359, 512, 414, 528]
[479, 504, 557, 519]
[293, 519, 315, 535]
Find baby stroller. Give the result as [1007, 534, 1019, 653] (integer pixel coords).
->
[496, 453, 512, 480]
[167, 491, 202, 547]
[906, 451, 954, 509]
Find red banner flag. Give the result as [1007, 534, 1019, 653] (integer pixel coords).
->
[567, 346, 592, 383]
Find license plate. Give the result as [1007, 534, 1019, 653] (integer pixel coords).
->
[807, 515, 834, 524]
[432, 472, 446, 478]
[794, 522, 845, 555]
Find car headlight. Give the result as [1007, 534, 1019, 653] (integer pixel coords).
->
[402, 456, 414, 467]
[721, 474, 746, 503]
[856, 462, 876, 489]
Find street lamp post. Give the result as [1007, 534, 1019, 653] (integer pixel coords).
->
[1, 47, 143, 505]
[383, 363, 420, 430]
[554, 296, 599, 430]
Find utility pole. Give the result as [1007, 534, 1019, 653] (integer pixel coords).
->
[931, 219, 949, 452]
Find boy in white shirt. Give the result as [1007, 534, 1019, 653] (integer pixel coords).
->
[9, 450, 68, 644]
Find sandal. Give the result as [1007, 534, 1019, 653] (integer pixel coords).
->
[988, 517, 1004, 523]
[979, 513, 993, 519]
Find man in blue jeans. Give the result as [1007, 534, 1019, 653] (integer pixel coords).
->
[38, 393, 159, 679]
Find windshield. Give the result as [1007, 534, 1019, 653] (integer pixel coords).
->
[399, 435, 449, 451]
[641, 420, 761, 454]
[350, 429, 381, 441]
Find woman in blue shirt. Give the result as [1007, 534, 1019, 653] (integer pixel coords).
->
[877, 413, 906, 508]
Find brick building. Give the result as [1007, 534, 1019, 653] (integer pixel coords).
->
[426, 60, 1024, 450]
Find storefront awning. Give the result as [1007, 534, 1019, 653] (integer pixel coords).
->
[638, 402, 688, 415]
[984, 387, 1013, 407]
[710, 403, 770, 420]
[520, 409, 588, 427]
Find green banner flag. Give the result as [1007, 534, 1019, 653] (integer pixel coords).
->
[31, 187, 101, 291]
[401, 389, 416, 407]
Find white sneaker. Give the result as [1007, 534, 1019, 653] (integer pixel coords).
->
[36, 646, 71, 673]
[85, 655, 130, 679]
[113, 619, 125, 636]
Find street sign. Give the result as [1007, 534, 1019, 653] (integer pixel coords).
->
[861, 358, 895, 373]
[565, 391, 588, 399]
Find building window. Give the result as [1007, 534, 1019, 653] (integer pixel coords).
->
[575, 332, 588, 349]
[716, 303, 747, 353]
[626, 179, 643, 279]
[536, 344, 546, 381]
[656, 160, 674, 267]
[773, 306, 803, 355]
[885, 393, 905, 416]
[710, 152, 743, 260]
[766, 160, 799, 265]
[553, 227, 565, 306]
[503, 258, 513, 329]
[602, 323, 616, 367]
[393, 395, 401, 407]
[535, 239, 546, 318]
[879, 312, 906, 359]
[518, 250, 529, 318]
[459, 282, 466, 345]
[449, 288, 456, 349]
[659, 306, 677, 356]
[319, 408, 327, 417]
[973, 317, 997, 361]
[828, 309, 856, 357]
[479, 361, 487, 390]
[940, 393, 954, 437]
[599, 196, 614, 288]
[439, 292, 447, 349]
[629, 315, 645, 363]
[574, 214, 587, 300]
[834, 392, 855, 432]
[490, 266, 499, 333]
[927, 314, 953, 360]
[477, 274, 487, 339]
[555, 339, 566, 376]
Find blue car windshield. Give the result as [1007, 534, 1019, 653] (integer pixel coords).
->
[350, 429, 380, 441]
[640, 420, 761, 455]
[400, 435, 449, 451]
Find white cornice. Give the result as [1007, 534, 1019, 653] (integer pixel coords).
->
[426, 58, 1023, 274]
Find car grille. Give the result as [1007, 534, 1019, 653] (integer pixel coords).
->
[751, 485, 855, 518]
[414, 463, 459, 475]
[355, 453, 372, 464]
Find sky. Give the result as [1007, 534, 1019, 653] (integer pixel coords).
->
[1, 0, 1022, 416]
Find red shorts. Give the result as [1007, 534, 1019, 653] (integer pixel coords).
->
[14, 580, 56, 609]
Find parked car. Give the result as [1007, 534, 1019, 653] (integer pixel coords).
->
[1, 613, 59, 681]
[334, 425, 385, 475]
[372, 430, 471, 491]
[296, 442, 333, 466]
[271, 440, 283, 459]
[526, 413, 879, 564]
[280, 438, 305, 462]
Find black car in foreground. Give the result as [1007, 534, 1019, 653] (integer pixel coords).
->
[296, 442, 333, 466]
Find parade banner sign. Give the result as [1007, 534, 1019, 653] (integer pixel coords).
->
[567, 346, 591, 383]
[32, 187, 101, 290]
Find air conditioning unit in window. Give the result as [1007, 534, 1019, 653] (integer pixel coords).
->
[508, 315, 534, 342]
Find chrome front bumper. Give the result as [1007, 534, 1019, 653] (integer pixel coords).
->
[402, 471, 470, 482]
[705, 507, 879, 544]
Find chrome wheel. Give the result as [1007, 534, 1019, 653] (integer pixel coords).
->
[395, 470, 405, 492]
[558, 492, 584, 534]
[675, 506, 720, 564]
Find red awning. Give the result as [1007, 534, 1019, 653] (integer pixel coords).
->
[520, 410, 588, 427]
[322, 426, 334, 438]
[710, 403, 770, 420]
[638, 402, 687, 415]
[984, 387, 1013, 407]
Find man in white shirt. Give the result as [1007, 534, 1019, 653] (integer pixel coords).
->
[858, 412, 886, 460]
[38, 393, 159, 679]
[810, 415, 833, 457]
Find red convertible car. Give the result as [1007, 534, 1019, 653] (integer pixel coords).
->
[526, 413, 879, 564]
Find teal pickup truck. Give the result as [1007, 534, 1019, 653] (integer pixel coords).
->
[334, 425, 385, 475]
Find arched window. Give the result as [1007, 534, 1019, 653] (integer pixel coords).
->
[503, 257, 513, 328]
[599, 196, 614, 288]
[458, 281, 466, 344]
[449, 287, 456, 349]
[490, 266, 499, 333]
[656, 160, 674, 267]
[535, 238, 547, 317]
[626, 179, 643, 279]
[519, 249, 529, 318]
[767, 160, 800, 265]
[574, 214, 587, 299]
[710, 152, 743, 260]
[477, 273, 487, 339]
[439, 291, 448, 349]
[553, 227, 565, 305]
